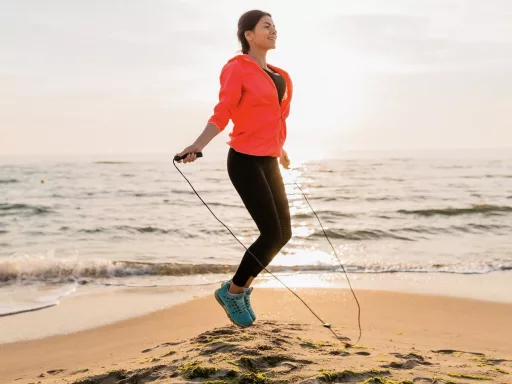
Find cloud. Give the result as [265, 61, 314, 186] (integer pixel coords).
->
[328, 13, 512, 72]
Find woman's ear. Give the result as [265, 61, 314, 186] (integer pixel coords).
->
[244, 30, 253, 42]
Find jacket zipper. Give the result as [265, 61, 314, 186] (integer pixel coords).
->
[263, 67, 281, 107]
[245, 58, 283, 110]
[245, 57, 286, 152]
[262, 67, 284, 148]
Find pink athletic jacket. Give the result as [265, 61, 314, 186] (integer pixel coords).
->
[208, 54, 293, 157]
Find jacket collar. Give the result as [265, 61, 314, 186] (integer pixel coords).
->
[229, 54, 290, 105]
[231, 54, 286, 75]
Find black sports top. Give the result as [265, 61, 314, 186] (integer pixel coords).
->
[263, 68, 286, 105]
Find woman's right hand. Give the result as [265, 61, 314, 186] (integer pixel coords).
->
[175, 143, 203, 163]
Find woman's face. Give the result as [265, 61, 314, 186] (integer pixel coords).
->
[245, 15, 277, 51]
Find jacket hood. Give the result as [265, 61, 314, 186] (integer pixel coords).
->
[226, 54, 254, 64]
[226, 54, 287, 73]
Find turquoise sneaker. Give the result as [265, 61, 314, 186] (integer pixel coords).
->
[215, 281, 253, 327]
[220, 280, 256, 321]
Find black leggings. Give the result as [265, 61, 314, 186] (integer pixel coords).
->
[227, 147, 292, 287]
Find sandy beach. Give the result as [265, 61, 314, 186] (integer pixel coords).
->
[3, 1, 512, 383]
[1, 287, 511, 384]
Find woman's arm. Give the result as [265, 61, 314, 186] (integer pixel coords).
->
[175, 61, 242, 163]
[193, 123, 221, 150]
[175, 123, 219, 162]
[279, 148, 290, 169]
[208, 61, 243, 132]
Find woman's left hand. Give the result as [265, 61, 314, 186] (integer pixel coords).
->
[280, 148, 291, 169]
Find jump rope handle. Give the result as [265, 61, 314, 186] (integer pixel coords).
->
[173, 152, 203, 162]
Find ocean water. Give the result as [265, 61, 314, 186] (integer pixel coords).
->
[1, 150, 512, 317]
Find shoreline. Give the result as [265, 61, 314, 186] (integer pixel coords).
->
[1, 270, 511, 345]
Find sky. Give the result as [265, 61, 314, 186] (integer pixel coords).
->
[1, 0, 511, 159]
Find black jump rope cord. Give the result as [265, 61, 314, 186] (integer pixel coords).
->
[173, 152, 362, 346]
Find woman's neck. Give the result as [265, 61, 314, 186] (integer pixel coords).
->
[247, 49, 268, 69]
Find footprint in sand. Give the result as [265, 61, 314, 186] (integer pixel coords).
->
[141, 340, 184, 353]
[382, 352, 434, 370]
[38, 369, 66, 377]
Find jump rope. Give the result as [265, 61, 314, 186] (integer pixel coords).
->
[173, 152, 362, 347]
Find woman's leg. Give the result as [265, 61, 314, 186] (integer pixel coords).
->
[249, 156, 292, 278]
[227, 148, 283, 289]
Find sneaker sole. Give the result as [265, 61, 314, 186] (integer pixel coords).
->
[214, 288, 252, 328]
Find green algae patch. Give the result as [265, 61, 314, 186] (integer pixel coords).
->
[179, 360, 218, 379]
[363, 378, 413, 384]
[299, 340, 318, 349]
[160, 349, 177, 357]
[447, 372, 492, 380]
[346, 344, 373, 350]
[236, 372, 268, 384]
[318, 368, 390, 382]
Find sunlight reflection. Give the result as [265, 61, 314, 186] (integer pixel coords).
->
[291, 225, 315, 238]
[256, 273, 333, 288]
[271, 248, 335, 267]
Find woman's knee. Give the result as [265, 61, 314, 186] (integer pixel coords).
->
[280, 221, 292, 247]
[282, 229, 292, 247]
[261, 223, 291, 252]
[261, 231, 282, 250]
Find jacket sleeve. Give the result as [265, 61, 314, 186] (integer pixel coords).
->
[208, 61, 243, 132]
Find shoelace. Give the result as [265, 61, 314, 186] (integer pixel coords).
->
[235, 296, 246, 314]
[225, 288, 246, 315]
[245, 293, 252, 309]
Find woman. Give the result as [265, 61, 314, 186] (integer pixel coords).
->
[176, 10, 293, 327]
